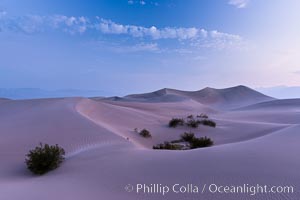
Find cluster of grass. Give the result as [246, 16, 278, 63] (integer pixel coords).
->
[189, 136, 214, 149]
[168, 114, 216, 128]
[153, 132, 214, 150]
[133, 113, 215, 151]
[25, 143, 65, 175]
[186, 119, 201, 128]
[181, 132, 214, 148]
[180, 132, 195, 142]
[199, 119, 216, 128]
[168, 118, 185, 128]
[153, 142, 183, 150]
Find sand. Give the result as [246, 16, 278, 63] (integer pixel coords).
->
[0, 86, 299, 200]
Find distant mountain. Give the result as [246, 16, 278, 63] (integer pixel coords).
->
[257, 86, 300, 99]
[0, 98, 10, 102]
[125, 85, 275, 110]
[0, 88, 110, 99]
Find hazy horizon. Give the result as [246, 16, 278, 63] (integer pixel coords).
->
[0, 85, 299, 99]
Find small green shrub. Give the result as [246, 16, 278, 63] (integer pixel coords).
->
[153, 142, 183, 150]
[199, 119, 216, 127]
[25, 143, 65, 175]
[168, 118, 185, 128]
[139, 129, 152, 138]
[189, 136, 214, 149]
[180, 132, 195, 142]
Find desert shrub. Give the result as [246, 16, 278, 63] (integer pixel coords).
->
[199, 119, 216, 127]
[186, 119, 201, 128]
[153, 142, 183, 150]
[170, 139, 184, 143]
[189, 136, 213, 149]
[197, 113, 208, 119]
[180, 132, 195, 142]
[168, 118, 185, 128]
[139, 129, 152, 138]
[25, 143, 65, 175]
[187, 114, 194, 119]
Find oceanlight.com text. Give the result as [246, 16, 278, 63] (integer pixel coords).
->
[124, 183, 294, 196]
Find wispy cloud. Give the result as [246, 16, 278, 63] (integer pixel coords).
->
[97, 19, 207, 40]
[228, 0, 250, 8]
[128, 0, 159, 6]
[0, 13, 243, 50]
[109, 43, 160, 53]
[128, 0, 150, 6]
[95, 19, 243, 49]
[49, 15, 89, 34]
[0, 14, 89, 34]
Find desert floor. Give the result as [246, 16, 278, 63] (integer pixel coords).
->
[0, 87, 299, 200]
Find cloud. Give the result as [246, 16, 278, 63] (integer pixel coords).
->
[128, 0, 149, 5]
[210, 30, 241, 40]
[0, 14, 89, 34]
[228, 0, 250, 8]
[0, 14, 243, 49]
[114, 43, 159, 53]
[49, 15, 89, 34]
[97, 19, 210, 40]
[93, 40, 160, 53]
[189, 30, 243, 50]
[2, 15, 45, 33]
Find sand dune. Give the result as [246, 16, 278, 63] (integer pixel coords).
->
[237, 98, 300, 111]
[0, 87, 299, 200]
[78, 98, 286, 148]
[124, 85, 275, 110]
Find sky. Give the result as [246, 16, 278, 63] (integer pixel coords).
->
[0, 0, 299, 96]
